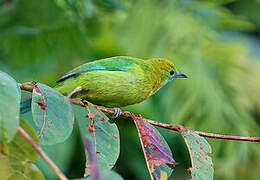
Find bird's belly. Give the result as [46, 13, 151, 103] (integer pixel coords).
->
[83, 88, 146, 107]
[57, 71, 152, 107]
[82, 79, 150, 107]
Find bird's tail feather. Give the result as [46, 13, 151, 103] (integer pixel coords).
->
[20, 98, 32, 114]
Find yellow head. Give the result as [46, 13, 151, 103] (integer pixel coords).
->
[148, 58, 187, 85]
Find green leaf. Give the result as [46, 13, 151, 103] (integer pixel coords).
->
[0, 119, 44, 180]
[84, 170, 124, 180]
[73, 104, 120, 175]
[22, 111, 86, 180]
[179, 130, 213, 180]
[0, 71, 21, 143]
[31, 83, 74, 145]
[9, 119, 39, 161]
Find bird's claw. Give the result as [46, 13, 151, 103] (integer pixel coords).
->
[112, 108, 122, 119]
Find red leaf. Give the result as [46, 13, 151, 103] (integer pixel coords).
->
[131, 114, 175, 179]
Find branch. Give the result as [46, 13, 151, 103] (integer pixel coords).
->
[17, 127, 68, 180]
[18, 82, 34, 92]
[73, 99, 260, 143]
[141, 121, 260, 142]
[19, 82, 260, 143]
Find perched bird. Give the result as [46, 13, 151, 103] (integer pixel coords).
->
[56, 56, 187, 106]
[21, 56, 187, 116]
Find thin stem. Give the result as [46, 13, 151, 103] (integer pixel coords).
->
[85, 138, 101, 180]
[143, 120, 260, 142]
[19, 82, 260, 143]
[18, 127, 68, 180]
[18, 82, 34, 92]
[92, 104, 260, 143]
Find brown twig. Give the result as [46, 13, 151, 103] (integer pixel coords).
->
[76, 100, 260, 143]
[17, 127, 68, 180]
[140, 120, 260, 142]
[18, 82, 34, 92]
[19, 82, 260, 143]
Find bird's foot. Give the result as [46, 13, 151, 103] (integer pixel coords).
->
[112, 108, 122, 119]
[67, 86, 83, 100]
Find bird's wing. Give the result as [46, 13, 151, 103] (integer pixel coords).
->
[56, 56, 142, 83]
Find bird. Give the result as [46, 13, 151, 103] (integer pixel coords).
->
[21, 56, 187, 117]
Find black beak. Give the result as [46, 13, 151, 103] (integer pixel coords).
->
[175, 72, 188, 78]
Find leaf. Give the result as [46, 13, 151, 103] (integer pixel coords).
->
[84, 170, 124, 180]
[0, 119, 44, 180]
[131, 114, 175, 180]
[0, 71, 21, 143]
[73, 104, 120, 175]
[179, 129, 213, 180]
[31, 83, 74, 145]
[36, 125, 86, 180]
[22, 107, 86, 179]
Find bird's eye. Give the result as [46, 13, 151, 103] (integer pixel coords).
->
[170, 70, 175, 75]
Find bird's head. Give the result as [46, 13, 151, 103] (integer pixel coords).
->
[148, 58, 187, 87]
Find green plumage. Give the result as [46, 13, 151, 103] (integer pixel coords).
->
[55, 56, 186, 107]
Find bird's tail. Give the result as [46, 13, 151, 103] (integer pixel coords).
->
[20, 98, 32, 114]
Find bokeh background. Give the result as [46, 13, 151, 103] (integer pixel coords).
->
[1, 0, 260, 179]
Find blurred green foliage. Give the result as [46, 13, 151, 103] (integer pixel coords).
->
[1, 0, 260, 179]
[0, 119, 44, 180]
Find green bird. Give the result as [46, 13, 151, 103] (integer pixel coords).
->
[21, 56, 187, 116]
[56, 56, 186, 106]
